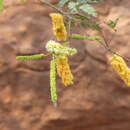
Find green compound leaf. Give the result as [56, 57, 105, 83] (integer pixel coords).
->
[58, 0, 69, 6]
[50, 55, 57, 107]
[0, 0, 4, 11]
[71, 34, 101, 40]
[79, 4, 97, 17]
[16, 54, 46, 60]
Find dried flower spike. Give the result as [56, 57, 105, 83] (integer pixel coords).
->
[109, 54, 130, 86]
[50, 13, 67, 41]
[56, 56, 73, 86]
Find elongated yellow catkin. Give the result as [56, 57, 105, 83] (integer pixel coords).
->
[109, 54, 130, 86]
[56, 56, 73, 86]
[49, 13, 67, 41]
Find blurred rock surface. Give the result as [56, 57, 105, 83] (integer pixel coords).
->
[0, 0, 130, 130]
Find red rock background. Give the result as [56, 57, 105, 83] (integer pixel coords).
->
[0, 0, 130, 130]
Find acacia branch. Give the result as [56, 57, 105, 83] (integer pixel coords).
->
[39, 0, 130, 62]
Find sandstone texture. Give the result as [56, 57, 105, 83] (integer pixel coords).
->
[0, 0, 130, 130]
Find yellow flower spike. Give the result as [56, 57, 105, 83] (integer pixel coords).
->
[50, 13, 68, 41]
[109, 54, 130, 86]
[56, 56, 73, 86]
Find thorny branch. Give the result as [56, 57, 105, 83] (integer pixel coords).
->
[40, 0, 130, 62]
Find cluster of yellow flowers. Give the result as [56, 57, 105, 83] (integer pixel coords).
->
[46, 40, 75, 86]
[47, 12, 77, 104]
[56, 56, 73, 86]
[109, 54, 130, 86]
[50, 13, 68, 41]
[48, 13, 76, 87]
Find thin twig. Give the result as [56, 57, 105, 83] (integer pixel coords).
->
[98, 40, 130, 62]
[99, 29, 109, 47]
[108, 31, 116, 45]
[98, 28, 130, 62]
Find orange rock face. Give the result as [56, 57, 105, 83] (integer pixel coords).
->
[0, 0, 130, 130]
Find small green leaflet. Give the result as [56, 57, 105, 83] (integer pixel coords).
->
[88, 23, 101, 30]
[68, 2, 77, 11]
[0, 0, 4, 11]
[106, 18, 119, 28]
[79, 4, 97, 17]
[58, 0, 69, 6]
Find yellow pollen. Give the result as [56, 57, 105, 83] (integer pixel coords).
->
[50, 13, 68, 41]
[56, 56, 73, 86]
[109, 54, 130, 86]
